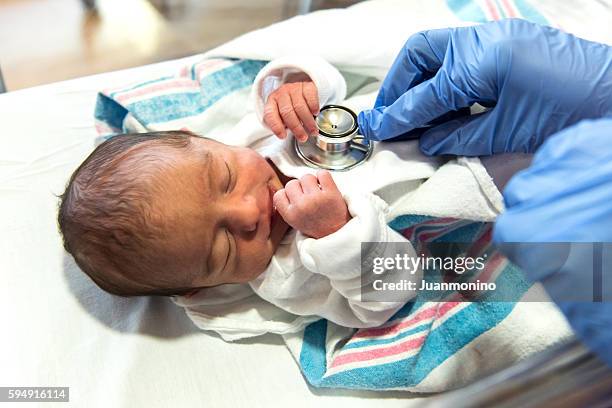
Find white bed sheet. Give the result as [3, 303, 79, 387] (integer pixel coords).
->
[2, 0, 611, 406]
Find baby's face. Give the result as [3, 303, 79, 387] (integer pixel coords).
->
[149, 137, 289, 289]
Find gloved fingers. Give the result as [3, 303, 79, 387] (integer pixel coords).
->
[419, 111, 496, 156]
[374, 107, 472, 142]
[360, 72, 474, 142]
[374, 28, 451, 108]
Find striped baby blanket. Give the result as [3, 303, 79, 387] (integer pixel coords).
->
[284, 216, 534, 391]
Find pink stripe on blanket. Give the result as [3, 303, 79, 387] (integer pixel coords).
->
[330, 334, 427, 368]
[115, 79, 197, 103]
[353, 301, 462, 340]
[416, 222, 467, 242]
[95, 120, 117, 135]
[499, 0, 519, 17]
[484, 0, 502, 20]
[114, 59, 229, 103]
[401, 218, 463, 241]
[194, 58, 228, 80]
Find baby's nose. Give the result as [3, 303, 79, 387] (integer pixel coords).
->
[228, 196, 259, 233]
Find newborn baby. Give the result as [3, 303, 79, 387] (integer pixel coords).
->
[58, 130, 352, 296]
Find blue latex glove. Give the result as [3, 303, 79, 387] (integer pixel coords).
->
[358, 19, 612, 156]
[493, 118, 612, 366]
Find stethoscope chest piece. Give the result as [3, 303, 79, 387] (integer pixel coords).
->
[294, 104, 373, 171]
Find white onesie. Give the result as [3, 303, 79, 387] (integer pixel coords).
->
[173, 55, 505, 340]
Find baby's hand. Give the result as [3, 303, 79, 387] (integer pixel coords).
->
[263, 80, 319, 142]
[273, 170, 351, 239]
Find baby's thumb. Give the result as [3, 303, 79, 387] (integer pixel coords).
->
[273, 189, 292, 223]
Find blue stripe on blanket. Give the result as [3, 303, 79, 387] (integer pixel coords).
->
[388, 214, 433, 229]
[109, 75, 175, 99]
[125, 59, 266, 125]
[513, 0, 549, 25]
[300, 319, 329, 380]
[446, 0, 488, 22]
[94, 93, 128, 133]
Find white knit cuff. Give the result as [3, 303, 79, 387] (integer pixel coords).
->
[296, 192, 390, 280]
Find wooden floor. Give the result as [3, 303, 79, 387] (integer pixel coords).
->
[0, 0, 360, 91]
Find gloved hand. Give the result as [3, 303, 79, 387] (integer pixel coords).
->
[493, 118, 612, 366]
[358, 19, 612, 156]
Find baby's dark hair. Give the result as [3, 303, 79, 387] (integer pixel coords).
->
[58, 131, 199, 297]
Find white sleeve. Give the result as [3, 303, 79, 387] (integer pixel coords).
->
[250, 55, 347, 127]
[295, 192, 420, 327]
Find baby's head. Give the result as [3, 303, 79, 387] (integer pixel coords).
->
[58, 131, 288, 296]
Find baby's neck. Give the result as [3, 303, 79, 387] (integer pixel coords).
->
[266, 158, 294, 186]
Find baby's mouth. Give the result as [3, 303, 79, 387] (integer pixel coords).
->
[267, 182, 290, 242]
[267, 183, 277, 239]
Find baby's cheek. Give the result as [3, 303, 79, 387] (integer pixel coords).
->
[238, 242, 275, 281]
[254, 152, 276, 177]
[244, 148, 264, 166]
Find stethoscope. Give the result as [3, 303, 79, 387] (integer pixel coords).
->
[294, 104, 373, 171]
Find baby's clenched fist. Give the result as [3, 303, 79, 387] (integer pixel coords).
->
[273, 170, 351, 239]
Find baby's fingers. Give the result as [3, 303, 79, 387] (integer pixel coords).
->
[302, 81, 320, 116]
[278, 92, 309, 142]
[299, 173, 320, 194]
[273, 189, 290, 218]
[290, 84, 318, 137]
[263, 97, 287, 139]
[283, 179, 304, 203]
[316, 170, 339, 192]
